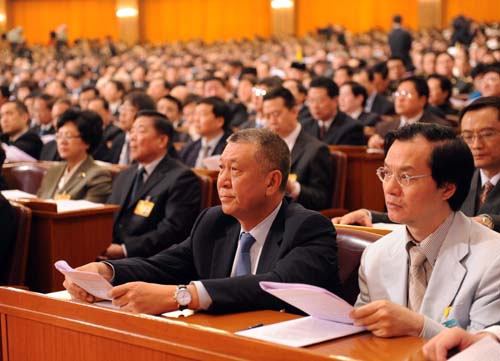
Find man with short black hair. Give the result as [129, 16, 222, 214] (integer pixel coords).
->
[179, 97, 231, 168]
[338, 81, 381, 127]
[103, 110, 201, 259]
[263, 87, 333, 210]
[303, 76, 365, 145]
[351, 123, 500, 339]
[0, 100, 43, 160]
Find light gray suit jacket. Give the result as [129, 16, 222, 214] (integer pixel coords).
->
[356, 212, 500, 338]
[37, 156, 112, 203]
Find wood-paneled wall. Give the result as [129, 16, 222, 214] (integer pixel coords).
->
[295, 0, 419, 35]
[139, 0, 271, 44]
[6, 0, 118, 45]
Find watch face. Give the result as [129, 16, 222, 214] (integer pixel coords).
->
[176, 288, 192, 306]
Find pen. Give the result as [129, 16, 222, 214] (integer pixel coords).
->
[247, 323, 264, 330]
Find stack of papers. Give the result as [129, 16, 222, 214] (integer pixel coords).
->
[236, 282, 365, 347]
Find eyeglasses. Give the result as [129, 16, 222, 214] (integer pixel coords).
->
[376, 167, 431, 187]
[55, 133, 81, 141]
[393, 90, 414, 100]
[460, 129, 500, 143]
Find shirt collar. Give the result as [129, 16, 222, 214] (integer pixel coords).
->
[282, 123, 302, 152]
[405, 211, 455, 267]
[349, 109, 363, 120]
[138, 153, 165, 178]
[479, 169, 500, 187]
[365, 91, 377, 112]
[201, 131, 224, 151]
[240, 200, 282, 249]
[400, 110, 424, 127]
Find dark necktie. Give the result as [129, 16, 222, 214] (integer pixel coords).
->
[477, 181, 494, 211]
[235, 232, 256, 276]
[319, 122, 328, 140]
[131, 167, 146, 200]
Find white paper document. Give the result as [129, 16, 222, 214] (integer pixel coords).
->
[2, 143, 37, 162]
[53, 199, 104, 212]
[235, 282, 365, 347]
[54, 260, 112, 300]
[449, 335, 500, 361]
[1, 189, 37, 200]
[46, 290, 118, 309]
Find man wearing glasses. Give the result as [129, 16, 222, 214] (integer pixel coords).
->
[334, 96, 500, 231]
[349, 122, 500, 339]
[367, 76, 452, 149]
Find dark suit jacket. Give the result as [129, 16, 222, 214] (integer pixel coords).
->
[298, 105, 312, 124]
[0, 192, 17, 284]
[357, 112, 382, 127]
[109, 200, 342, 314]
[107, 154, 201, 257]
[0, 130, 43, 159]
[37, 156, 112, 203]
[227, 101, 248, 128]
[370, 94, 395, 116]
[0, 147, 7, 190]
[178, 131, 231, 168]
[388, 27, 413, 68]
[461, 170, 500, 232]
[374, 109, 454, 138]
[373, 170, 500, 231]
[302, 111, 366, 145]
[292, 130, 333, 210]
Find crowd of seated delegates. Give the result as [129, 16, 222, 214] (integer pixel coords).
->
[0, 19, 500, 182]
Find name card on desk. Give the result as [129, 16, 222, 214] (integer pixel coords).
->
[235, 282, 365, 347]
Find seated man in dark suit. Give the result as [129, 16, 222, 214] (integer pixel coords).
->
[0, 100, 43, 160]
[31, 93, 56, 137]
[64, 128, 341, 315]
[334, 97, 500, 232]
[101, 110, 201, 259]
[179, 97, 231, 168]
[338, 81, 382, 126]
[368, 76, 453, 149]
[88, 97, 123, 149]
[263, 87, 333, 210]
[302, 77, 365, 145]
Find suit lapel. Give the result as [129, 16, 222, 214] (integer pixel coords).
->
[61, 157, 92, 196]
[211, 221, 240, 277]
[256, 202, 286, 273]
[381, 229, 410, 305]
[290, 131, 306, 168]
[46, 164, 66, 197]
[420, 213, 469, 321]
[128, 155, 170, 207]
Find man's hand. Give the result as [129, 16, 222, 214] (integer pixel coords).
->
[423, 327, 491, 361]
[101, 244, 125, 260]
[63, 262, 113, 303]
[368, 134, 384, 149]
[109, 283, 200, 315]
[332, 209, 372, 226]
[350, 300, 424, 337]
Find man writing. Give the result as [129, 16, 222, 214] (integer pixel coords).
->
[350, 123, 500, 339]
[64, 128, 341, 314]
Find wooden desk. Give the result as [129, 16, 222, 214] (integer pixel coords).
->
[0, 288, 425, 361]
[15, 201, 119, 293]
[330, 146, 385, 212]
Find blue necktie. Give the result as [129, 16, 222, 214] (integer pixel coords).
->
[235, 232, 256, 276]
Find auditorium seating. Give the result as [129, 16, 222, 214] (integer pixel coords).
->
[336, 227, 382, 305]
